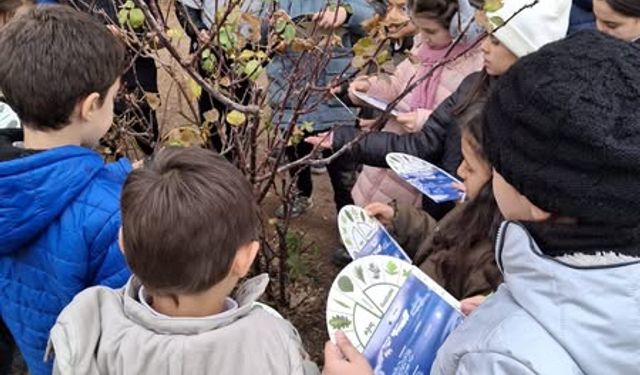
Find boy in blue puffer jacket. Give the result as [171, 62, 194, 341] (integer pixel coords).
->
[0, 6, 131, 374]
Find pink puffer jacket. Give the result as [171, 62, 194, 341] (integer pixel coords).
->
[352, 37, 483, 207]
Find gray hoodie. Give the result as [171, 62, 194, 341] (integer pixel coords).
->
[432, 221, 640, 374]
[47, 274, 319, 375]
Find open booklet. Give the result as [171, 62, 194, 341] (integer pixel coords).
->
[387, 153, 465, 204]
[338, 205, 410, 262]
[351, 91, 405, 117]
[326, 255, 464, 374]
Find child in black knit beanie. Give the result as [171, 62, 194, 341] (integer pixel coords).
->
[323, 30, 640, 375]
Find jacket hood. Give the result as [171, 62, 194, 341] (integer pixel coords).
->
[497, 221, 640, 373]
[0, 146, 107, 255]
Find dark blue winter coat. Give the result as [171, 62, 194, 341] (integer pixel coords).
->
[266, 0, 382, 132]
[0, 146, 131, 375]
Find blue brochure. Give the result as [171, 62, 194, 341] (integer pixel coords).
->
[386, 153, 465, 204]
[362, 269, 464, 374]
[339, 205, 411, 262]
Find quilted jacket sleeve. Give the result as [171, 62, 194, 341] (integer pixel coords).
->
[88, 211, 130, 288]
[87, 159, 132, 288]
[331, 72, 480, 168]
[432, 352, 537, 375]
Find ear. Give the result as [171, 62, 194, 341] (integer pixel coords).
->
[230, 241, 260, 278]
[78, 92, 101, 122]
[118, 227, 126, 254]
[529, 204, 552, 222]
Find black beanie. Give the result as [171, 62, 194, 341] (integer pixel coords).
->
[484, 31, 640, 227]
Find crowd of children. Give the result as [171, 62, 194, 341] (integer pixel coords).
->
[1, 0, 640, 374]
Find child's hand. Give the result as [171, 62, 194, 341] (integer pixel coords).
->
[198, 29, 211, 44]
[395, 111, 420, 133]
[132, 159, 145, 169]
[364, 202, 395, 226]
[313, 6, 348, 29]
[348, 76, 372, 105]
[305, 132, 333, 150]
[323, 331, 373, 375]
[359, 118, 378, 132]
[461, 295, 486, 316]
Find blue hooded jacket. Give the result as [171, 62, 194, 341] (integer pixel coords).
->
[0, 146, 132, 375]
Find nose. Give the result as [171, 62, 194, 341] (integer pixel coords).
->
[480, 37, 490, 54]
[457, 162, 467, 180]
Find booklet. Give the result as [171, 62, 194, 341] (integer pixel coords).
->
[386, 153, 465, 204]
[352, 91, 404, 117]
[338, 205, 410, 262]
[326, 255, 464, 374]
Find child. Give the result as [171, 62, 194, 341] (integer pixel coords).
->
[48, 147, 320, 375]
[324, 30, 640, 375]
[175, 0, 262, 154]
[318, 0, 571, 220]
[269, 0, 381, 219]
[365, 99, 502, 301]
[0, 6, 131, 374]
[347, 0, 483, 211]
[593, 0, 640, 41]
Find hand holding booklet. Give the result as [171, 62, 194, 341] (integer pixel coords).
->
[338, 205, 410, 262]
[352, 91, 405, 117]
[387, 153, 465, 204]
[326, 255, 464, 375]
[332, 207, 464, 374]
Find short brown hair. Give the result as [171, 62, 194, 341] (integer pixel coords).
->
[0, 5, 125, 131]
[121, 147, 260, 295]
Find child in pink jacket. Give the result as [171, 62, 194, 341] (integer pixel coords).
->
[348, 0, 482, 208]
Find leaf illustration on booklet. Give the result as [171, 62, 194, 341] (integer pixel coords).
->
[386, 153, 465, 204]
[326, 255, 465, 374]
[338, 205, 410, 262]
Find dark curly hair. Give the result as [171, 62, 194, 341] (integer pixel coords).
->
[407, 0, 459, 28]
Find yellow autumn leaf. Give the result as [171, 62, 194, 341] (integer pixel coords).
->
[226, 110, 246, 126]
[187, 78, 202, 100]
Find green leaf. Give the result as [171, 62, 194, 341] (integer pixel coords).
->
[243, 59, 262, 80]
[489, 16, 505, 27]
[484, 0, 504, 12]
[128, 8, 145, 29]
[123, 0, 135, 9]
[385, 261, 398, 275]
[202, 48, 211, 59]
[201, 58, 214, 74]
[283, 24, 296, 43]
[117, 9, 129, 27]
[337, 276, 354, 293]
[355, 266, 365, 283]
[334, 299, 350, 309]
[276, 19, 287, 33]
[329, 315, 352, 330]
[298, 121, 314, 133]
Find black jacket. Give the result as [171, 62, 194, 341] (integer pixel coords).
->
[332, 71, 482, 177]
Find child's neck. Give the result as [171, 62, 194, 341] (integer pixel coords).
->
[23, 122, 85, 150]
[149, 277, 236, 318]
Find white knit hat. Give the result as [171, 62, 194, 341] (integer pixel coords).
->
[488, 0, 572, 57]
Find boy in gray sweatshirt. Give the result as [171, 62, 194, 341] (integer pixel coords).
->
[47, 147, 319, 375]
